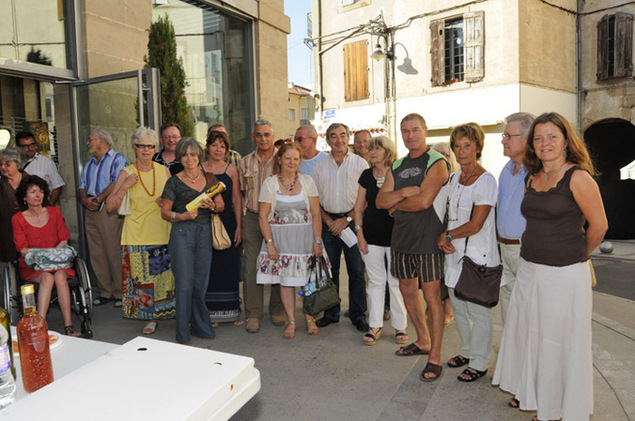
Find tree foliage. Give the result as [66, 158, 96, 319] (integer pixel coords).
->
[145, 15, 193, 136]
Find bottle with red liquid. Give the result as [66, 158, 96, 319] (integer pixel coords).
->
[17, 284, 54, 393]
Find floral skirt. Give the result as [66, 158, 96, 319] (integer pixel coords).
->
[121, 244, 176, 320]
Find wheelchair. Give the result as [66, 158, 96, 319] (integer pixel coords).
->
[2, 255, 94, 338]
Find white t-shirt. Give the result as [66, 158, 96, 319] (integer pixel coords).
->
[444, 171, 503, 288]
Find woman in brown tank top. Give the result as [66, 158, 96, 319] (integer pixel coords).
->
[492, 112, 608, 421]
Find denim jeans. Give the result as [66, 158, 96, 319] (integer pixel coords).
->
[169, 221, 215, 343]
[322, 221, 367, 322]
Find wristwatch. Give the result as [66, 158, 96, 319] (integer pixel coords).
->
[354, 225, 362, 232]
[314, 239, 323, 245]
[345, 216, 353, 223]
[445, 230, 453, 242]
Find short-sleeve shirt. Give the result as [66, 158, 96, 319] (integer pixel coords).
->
[358, 168, 393, 247]
[299, 151, 327, 175]
[391, 149, 447, 255]
[239, 149, 277, 213]
[23, 153, 65, 191]
[80, 149, 128, 196]
[161, 175, 213, 224]
[153, 151, 184, 176]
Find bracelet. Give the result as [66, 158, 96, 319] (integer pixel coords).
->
[354, 225, 362, 232]
[314, 239, 322, 245]
[265, 239, 273, 244]
[171, 212, 177, 222]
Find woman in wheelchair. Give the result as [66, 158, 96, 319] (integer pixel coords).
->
[11, 175, 81, 337]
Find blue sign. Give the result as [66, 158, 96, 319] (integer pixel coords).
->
[324, 109, 336, 119]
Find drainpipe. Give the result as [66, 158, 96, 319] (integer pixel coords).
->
[317, 0, 324, 119]
[576, 0, 582, 133]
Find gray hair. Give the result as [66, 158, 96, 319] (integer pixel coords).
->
[504, 112, 536, 141]
[92, 128, 113, 147]
[326, 122, 350, 138]
[175, 138, 204, 163]
[130, 127, 160, 150]
[295, 125, 317, 138]
[254, 119, 273, 130]
[0, 147, 23, 169]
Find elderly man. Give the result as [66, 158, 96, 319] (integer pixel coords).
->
[153, 123, 183, 175]
[239, 119, 285, 333]
[311, 122, 370, 331]
[376, 113, 449, 382]
[15, 131, 65, 205]
[353, 129, 371, 162]
[497, 112, 535, 324]
[295, 125, 326, 175]
[79, 129, 128, 307]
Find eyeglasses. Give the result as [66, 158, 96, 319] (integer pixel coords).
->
[134, 144, 156, 150]
[162, 135, 181, 141]
[18, 142, 37, 149]
[501, 133, 522, 141]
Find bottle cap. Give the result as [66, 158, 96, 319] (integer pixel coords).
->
[21, 284, 35, 295]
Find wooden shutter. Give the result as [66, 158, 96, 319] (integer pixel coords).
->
[464, 11, 484, 83]
[597, 15, 609, 80]
[430, 19, 445, 86]
[343, 40, 369, 101]
[615, 12, 633, 78]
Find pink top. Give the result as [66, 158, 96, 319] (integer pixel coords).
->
[12, 206, 75, 280]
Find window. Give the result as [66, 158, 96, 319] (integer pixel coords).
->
[597, 13, 633, 81]
[343, 40, 369, 101]
[301, 107, 309, 122]
[430, 12, 484, 86]
[289, 109, 296, 121]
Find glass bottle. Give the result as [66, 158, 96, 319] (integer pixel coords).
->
[0, 307, 15, 379]
[17, 284, 54, 393]
[0, 324, 16, 409]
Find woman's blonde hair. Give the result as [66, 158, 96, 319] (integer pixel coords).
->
[368, 135, 398, 167]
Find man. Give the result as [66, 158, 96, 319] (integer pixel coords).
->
[295, 125, 326, 175]
[497, 112, 535, 324]
[208, 123, 242, 166]
[353, 129, 371, 162]
[311, 123, 369, 331]
[79, 128, 128, 307]
[239, 119, 285, 333]
[153, 123, 183, 175]
[376, 113, 449, 381]
[15, 131, 65, 205]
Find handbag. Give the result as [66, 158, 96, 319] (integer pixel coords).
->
[117, 168, 132, 216]
[24, 245, 77, 272]
[302, 256, 340, 316]
[212, 213, 231, 250]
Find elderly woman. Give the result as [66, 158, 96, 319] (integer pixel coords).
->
[161, 138, 224, 344]
[202, 130, 243, 326]
[353, 136, 408, 346]
[11, 175, 80, 336]
[436, 123, 499, 383]
[256, 141, 323, 339]
[493, 113, 607, 421]
[1, 148, 24, 266]
[105, 127, 176, 335]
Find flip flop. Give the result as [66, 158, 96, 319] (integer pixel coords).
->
[142, 321, 158, 335]
[420, 362, 442, 382]
[395, 342, 430, 356]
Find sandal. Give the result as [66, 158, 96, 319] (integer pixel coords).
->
[233, 319, 244, 326]
[457, 367, 488, 382]
[362, 327, 382, 346]
[395, 330, 409, 344]
[143, 321, 158, 335]
[283, 321, 296, 339]
[395, 342, 430, 356]
[306, 318, 319, 336]
[420, 362, 442, 382]
[64, 326, 81, 337]
[508, 398, 520, 408]
[447, 355, 470, 368]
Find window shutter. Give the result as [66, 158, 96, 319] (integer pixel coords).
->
[464, 11, 484, 83]
[615, 12, 633, 78]
[430, 19, 445, 86]
[597, 15, 609, 80]
[343, 40, 369, 101]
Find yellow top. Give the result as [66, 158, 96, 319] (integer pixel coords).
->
[121, 162, 171, 246]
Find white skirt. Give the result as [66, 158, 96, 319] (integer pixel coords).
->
[492, 258, 593, 421]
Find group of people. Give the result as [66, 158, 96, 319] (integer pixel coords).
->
[0, 109, 606, 421]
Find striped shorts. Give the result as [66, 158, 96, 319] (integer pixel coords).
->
[390, 251, 444, 282]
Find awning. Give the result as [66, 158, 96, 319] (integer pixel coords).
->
[620, 159, 635, 180]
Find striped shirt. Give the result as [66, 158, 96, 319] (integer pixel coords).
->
[238, 149, 277, 213]
[311, 151, 368, 214]
[79, 148, 128, 196]
[23, 153, 65, 190]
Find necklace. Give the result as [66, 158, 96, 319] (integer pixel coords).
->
[373, 167, 388, 188]
[543, 162, 567, 182]
[135, 162, 156, 196]
[459, 165, 478, 185]
[183, 169, 201, 183]
[278, 174, 298, 192]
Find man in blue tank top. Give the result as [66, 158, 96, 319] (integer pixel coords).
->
[377, 113, 449, 382]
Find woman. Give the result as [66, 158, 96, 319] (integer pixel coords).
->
[353, 136, 408, 346]
[11, 175, 80, 336]
[1, 148, 24, 266]
[256, 141, 323, 339]
[202, 130, 243, 326]
[105, 127, 176, 335]
[161, 138, 224, 344]
[493, 113, 607, 421]
[436, 123, 499, 383]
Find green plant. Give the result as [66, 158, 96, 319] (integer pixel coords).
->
[145, 15, 193, 137]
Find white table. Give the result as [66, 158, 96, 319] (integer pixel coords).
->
[2, 333, 260, 420]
